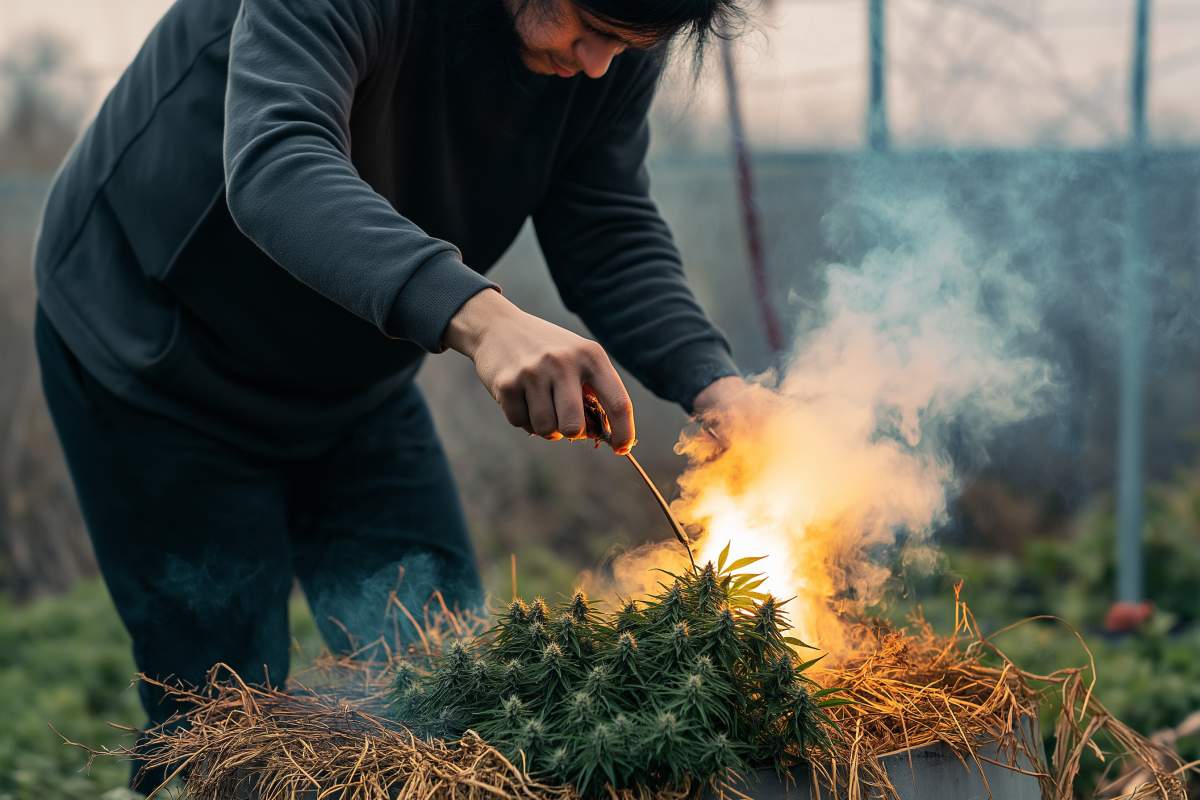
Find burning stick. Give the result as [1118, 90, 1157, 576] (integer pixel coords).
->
[581, 389, 697, 570]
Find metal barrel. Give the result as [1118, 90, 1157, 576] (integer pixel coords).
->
[718, 718, 1044, 800]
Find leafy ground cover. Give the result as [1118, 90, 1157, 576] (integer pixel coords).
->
[0, 580, 139, 799]
[0, 581, 324, 800]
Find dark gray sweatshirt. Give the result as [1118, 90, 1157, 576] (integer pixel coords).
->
[34, 0, 737, 456]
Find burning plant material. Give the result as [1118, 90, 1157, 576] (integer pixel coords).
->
[390, 554, 840, 798]
[65, 579, 1194, 800]
[62, 379, 1196, 799]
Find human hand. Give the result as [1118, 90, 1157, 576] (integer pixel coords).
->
[444, 289, 636, 454]
[689, 375, 752, 453]
[691, 375, 748, 419]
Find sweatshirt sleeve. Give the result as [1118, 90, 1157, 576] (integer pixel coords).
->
[533, 55, 740, 413]
[223, 0, 494, 352]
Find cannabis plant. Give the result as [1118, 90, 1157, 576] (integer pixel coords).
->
[389, 548, 846, 797]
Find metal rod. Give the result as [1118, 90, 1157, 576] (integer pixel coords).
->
[1115, 0, 1152, 604]
[581, 389, 698, 571]
[623, 452, 697, 571]
[867, 0, 890, 151]
[719, 36, 784, 353]
[1131, 0, 1151, 150]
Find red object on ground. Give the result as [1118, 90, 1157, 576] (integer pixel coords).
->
[1104, 601, 1154, 633]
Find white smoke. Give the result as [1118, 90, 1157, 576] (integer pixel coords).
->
[660, 165, 1060, 653]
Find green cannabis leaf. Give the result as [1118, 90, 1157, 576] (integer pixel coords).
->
[389, 553, 846, 797]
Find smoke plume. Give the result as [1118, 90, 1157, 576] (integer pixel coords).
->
[606, 162, 1060, 656]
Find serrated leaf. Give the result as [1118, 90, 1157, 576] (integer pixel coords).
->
[717, 541, 731, 572]
[726, 555, 767, 572]
[817, 698, 855, 708]
[783, 636, 817, 649]
[731, 573, 764, 590]
[795, 654, 826, 672]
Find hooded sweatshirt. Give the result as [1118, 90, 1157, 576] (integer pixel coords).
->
[34, 0, 738, 457]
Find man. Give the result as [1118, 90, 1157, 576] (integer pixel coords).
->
[34, 0, 744, 789]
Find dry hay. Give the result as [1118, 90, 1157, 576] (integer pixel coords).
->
[133, 670, 576, 800]
[1099, 712, 1200, 799]
[63, 587, 1195, 800]
[811, 584, 1191, 800]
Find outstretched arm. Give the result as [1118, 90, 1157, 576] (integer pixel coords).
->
[533, 52, 741, 416]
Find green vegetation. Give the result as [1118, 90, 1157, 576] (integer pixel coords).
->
[0, 580, 138, 799]
[392, 554, 840, 797]
[911, 468, 1200, 632]
[0, 581, 323, 800]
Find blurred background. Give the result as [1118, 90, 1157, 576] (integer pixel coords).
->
[1, 0, 1198, 797]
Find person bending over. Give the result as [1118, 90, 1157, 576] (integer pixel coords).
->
[33, 0, 747, 790]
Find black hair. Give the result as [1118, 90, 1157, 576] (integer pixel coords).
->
[520, 0, 750, 63]
[576, 0, 748, 52]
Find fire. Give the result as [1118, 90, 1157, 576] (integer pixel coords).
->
[672, 379, 945, 657]
[599, 186, 1054, 659]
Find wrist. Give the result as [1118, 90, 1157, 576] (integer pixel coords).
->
[443, 287, 512, 358]
[692, 375, 746, 416]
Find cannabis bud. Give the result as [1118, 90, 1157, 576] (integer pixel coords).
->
[616, 600, 640, 633]
[569, 590, 590, 622]
[544, 746, 570, 772]
[528, 621, 548, 649]
[392, 661, 417, 692]
[654, 711, 681, 739]
[529, 597, 550, 624]
[553, 615, 577, 644]
[500, 694, 527, 725]
[584, 665, 611, 693]
[567, 690, 595, 716]
[506, 598, 530, 624]
[446, 641, 471, 673]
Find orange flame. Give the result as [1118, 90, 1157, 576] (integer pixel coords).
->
[667, 381, 944, 657]
[600, 191, 1055, 658]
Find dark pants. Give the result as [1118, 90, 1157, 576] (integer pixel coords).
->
[35, 308, 481, 792]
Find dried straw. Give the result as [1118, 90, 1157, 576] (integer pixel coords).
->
[62, 586, 1196, 800]
[808, 583, 1192, 800]
[138, 669, 575, 800]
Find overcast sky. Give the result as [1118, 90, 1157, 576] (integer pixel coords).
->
[3, 0, 1198, 149]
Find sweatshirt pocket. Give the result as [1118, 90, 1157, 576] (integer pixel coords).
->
[45, 193, 182, 378]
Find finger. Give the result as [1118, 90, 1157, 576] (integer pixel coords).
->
[553, 375, 586, 440]
[526, 380, 562, 440]
[498, 383, 533, 435]
[583, 352, 635, 454]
